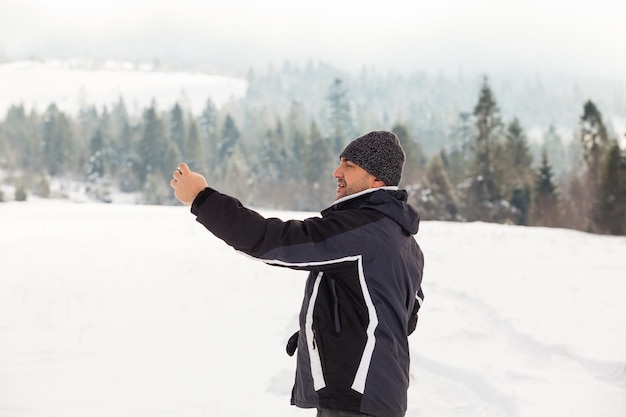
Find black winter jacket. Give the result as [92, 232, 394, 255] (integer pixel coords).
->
[191, 186, 424, 417]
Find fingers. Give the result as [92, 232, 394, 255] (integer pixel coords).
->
[173, 162, 191, 181]
[178, 163, 191, 174]
[172, 164, 184, 182]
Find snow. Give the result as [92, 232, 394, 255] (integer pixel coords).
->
[0, 60, 248, 118]
[0, 199, 625, 417]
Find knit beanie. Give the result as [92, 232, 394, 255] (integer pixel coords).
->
[339, 131, 405, 186]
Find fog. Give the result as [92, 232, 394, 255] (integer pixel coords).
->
[1, 0, 625, 78]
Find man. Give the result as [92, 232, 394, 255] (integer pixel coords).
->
[171, 131, 424, 417]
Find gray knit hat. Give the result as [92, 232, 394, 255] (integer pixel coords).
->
[339, 131, 405, 186]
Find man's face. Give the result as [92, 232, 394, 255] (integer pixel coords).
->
[333, 158, 382, 200]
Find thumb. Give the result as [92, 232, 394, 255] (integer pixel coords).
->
[178, 162, 192, 174]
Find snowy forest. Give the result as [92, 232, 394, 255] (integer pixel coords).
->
[0, 62, 625, 235]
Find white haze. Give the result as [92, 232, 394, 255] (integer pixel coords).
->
[1, 0, 625, 79]
[1, 198, 625, 417]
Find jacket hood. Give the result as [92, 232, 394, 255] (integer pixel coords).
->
[323, 188, 420, 235]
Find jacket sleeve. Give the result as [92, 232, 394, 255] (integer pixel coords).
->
[190, 188, 376, 270]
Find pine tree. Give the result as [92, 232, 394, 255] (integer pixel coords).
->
[543, 125, 568, 175]
[1, 105, 35, 170]
[444, 112, 473, 186]
[580, 100, 609, 181]
[112, 99, 141, 193]
[392, 122, 426, 184]
[593, 141, 626, 235]
[449, 111, 473, 155]
[42, 104, 75, 177]
[109, 98, 134, 178]
[298, 120, 334, 210]
[84, 108, 112, 181]
[258, 120, 288, 182]
[74, 106, 98, 172]
[200, 98, 219, 169]
[533, 149, 562, 227]
[219, 141, 251, 201]
[504, 118, 533, 174]
[465, 76, 504, 222]
[185, 117, 204, 171]
[579, 100, 611, 232]
[422, 154, 460, 221]
[84, 107, 113, 202]
[303, 120, 332, 184]
[87, 128, 106, 179]
[85, 126, 113, 203]
[327, 78, 354, 154]
[218, 114, 240, 175]
[163, 141, 182, 187]
[169, 103, 186, 158]
[137, 100, 167, 184]
[286, 100, 308, 180]
[561, 173, 588, 231]
[502, 117, 534, 225]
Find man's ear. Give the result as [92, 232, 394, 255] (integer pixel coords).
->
[372, 178, 386, 188]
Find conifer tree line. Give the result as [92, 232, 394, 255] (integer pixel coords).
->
[0, 68, 624, 235]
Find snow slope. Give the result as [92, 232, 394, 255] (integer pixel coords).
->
[0, 199, 625, 417]
[0, 60, 247, 117]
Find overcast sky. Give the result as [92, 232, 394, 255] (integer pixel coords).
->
[1, 0, 625, 78]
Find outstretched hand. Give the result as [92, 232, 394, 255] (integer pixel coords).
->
[170, 163, 209, 205]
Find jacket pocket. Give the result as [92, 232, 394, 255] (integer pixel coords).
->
[329, 279, 342, 333]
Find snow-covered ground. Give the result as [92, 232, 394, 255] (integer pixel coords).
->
[0, 199, 625, 417]
[0, 60, 247, 117]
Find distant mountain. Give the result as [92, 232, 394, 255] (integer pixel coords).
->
[0, 60, 248, 117]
